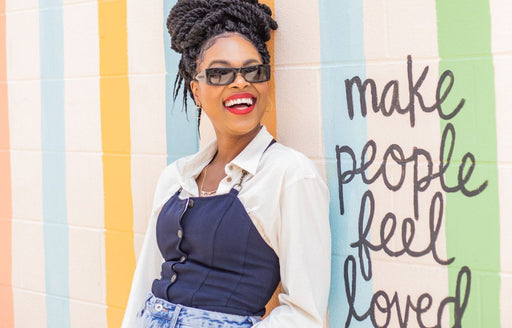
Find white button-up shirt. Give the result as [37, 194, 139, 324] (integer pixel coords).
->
[122, 126, 331, 328]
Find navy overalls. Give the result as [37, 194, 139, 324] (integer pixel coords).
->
[151, 141, 280, 320]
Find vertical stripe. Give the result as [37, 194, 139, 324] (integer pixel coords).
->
[0, 0, 14, 326]
[7, 2, 46, 325]
[318, 0, 370, 326]
[39, 1, 70, 327]
[127, 0, 167, 261]
[259, 0, 276, 138]
[273, 0, 325, 177]
[63, 1, 107, 326]
[164, 0, 198, 163]
[270, 0, 320, 313]
[98, 0, 135, 327]
[361, 1, 449, 326]
[489, 1, 512, 327]
[437, 0, 500, 326]
[489, 0, 512, 324]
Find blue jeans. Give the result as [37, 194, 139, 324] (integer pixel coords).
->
[138, 293, 261, 328]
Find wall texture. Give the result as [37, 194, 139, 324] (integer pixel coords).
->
[0, 0, 510, 327]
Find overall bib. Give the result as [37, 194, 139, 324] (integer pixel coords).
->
[140, 142, 280, 328]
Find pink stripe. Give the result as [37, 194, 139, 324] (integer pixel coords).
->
[0, 0, 15, 326]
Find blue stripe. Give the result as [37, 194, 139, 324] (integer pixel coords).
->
[164, 1, 199, 164]
[39, 1, 70, 327]
[318, 1, 372, 326]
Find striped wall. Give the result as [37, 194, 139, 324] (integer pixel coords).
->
[0, 0, 510, 327]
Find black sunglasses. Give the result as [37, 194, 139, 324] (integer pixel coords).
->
[195, 64, 271, 86]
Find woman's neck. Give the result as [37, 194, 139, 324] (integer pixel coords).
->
[211, 126, 261, 166]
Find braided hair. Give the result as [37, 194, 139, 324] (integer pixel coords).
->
[167, 0, 278, 121]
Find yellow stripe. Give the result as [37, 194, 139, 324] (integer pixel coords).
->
[98, 1, 135, 327]
[260, 0, 277, 138]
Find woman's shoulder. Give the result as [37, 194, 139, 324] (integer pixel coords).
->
[158, 154, 193, 181]
[151, 154, 195, 206]
[260, 142, 324, 183]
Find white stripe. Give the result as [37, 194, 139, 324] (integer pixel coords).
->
[11, 216, 45, 290]
[69, 298, 108, 328]
[362, 0, 449, 326]
[10, 151, 45, 296]
[68, 225, 107, 307]
[489, 1, 512, 327]
[63, 1, 101, 152]
[6, 7, 46, 325]
[62, 2, 107, 325]
[6, 0, 38, 13]
[6, 8, 41, 151]
[12, 289, 47, 327]
[127, 0, 167, 255]
[273, 0, 326, 179]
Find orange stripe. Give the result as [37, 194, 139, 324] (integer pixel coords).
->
[260, 0, 277, 138]
[98, 0, 135, 327]
[0, 0, 14, 326]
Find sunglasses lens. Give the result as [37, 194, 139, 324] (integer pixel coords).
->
[206, 68, 236, 85]
[243, 65, 270, 83]
[203, 65, 270, 85]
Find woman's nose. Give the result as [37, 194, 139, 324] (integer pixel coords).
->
[230, 72, 249, 88]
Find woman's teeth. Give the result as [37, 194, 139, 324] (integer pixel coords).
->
[224, 98, 254, 107]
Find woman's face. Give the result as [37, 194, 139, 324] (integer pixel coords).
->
[190, 34, 269, 139]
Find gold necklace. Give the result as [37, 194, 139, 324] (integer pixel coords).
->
[200, 165, 217, 197]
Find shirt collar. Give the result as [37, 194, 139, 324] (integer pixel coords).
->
[177, 125, 274, 183]
[231, 125, 274, 176]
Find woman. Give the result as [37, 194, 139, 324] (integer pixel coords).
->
[122, 0, 331, 327]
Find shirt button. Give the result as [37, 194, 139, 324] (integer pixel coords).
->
[179, 255, 187, 263]
[226, 177, 232, 183]
[171, 274, 177, 283]
[188, 199, 194, 208]
[177, 229, 183, 238]
[228, 164, 234, 171]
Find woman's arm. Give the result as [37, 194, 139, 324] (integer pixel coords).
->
[255, 174, 331, 327]
[121, 165, 177, 328]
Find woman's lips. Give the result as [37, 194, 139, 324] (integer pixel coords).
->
[223, 93, 256, 115]
[226, 103, 255, 115]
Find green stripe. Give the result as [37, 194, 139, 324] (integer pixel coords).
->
[436, 0, 500, 327]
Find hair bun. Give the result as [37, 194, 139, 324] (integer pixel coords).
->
[167, 0, 277, 54]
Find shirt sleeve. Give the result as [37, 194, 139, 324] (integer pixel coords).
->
[121, 167, 172, 328]
[254, 174, 331, 328]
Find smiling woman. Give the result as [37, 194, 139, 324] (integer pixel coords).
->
[191, 35, 269, 147]
[121, 1, 331, 327]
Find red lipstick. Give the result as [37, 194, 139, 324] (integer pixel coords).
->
[223, 93, 256, 115]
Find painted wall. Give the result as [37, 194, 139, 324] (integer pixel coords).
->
[0, 0, 510, 327]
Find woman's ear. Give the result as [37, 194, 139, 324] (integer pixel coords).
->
[190, 80, 200, 105]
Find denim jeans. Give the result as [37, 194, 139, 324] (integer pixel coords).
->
[138, 293, 261, 328]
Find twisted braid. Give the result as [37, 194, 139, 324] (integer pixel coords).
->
[167, 0, 278, 120]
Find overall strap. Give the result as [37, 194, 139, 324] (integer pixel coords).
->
[232, 170, 249, 192]
[264, 139, 277, 153]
